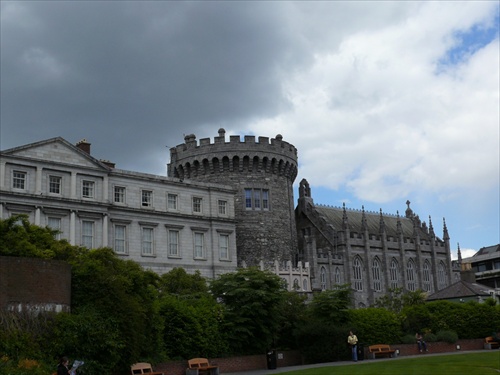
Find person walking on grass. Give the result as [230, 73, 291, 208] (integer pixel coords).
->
[348, 330, 359, 362]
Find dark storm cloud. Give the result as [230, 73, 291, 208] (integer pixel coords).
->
[1, 1, 308, 172]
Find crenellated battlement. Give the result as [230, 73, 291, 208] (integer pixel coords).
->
[168, 128, 298, 181]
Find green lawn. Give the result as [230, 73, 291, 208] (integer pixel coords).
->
[280, 352, 500, 375]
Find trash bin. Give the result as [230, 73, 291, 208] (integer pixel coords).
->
[267, 349, 277, 369]
[357, 343, 365, 361]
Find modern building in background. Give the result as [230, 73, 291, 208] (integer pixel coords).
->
[461, 244, 500, 289]
[0, 130, 463, 305]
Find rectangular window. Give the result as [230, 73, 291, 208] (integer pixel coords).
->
[12, 171, 26, 190]
[219, 234, 229, 260]
[244, 188, 270, 210]
[82, 180, 95, 198]
[114, 225, 127, 254]
[82, 220, 94, 248]
[194, 232, 204, 258]
[167, 193, 178, 210]
[47, 217, 61, 240]
[142, 190, 153, 207]
[262, 190, 269, 209]
[192, 197, 202, 213]
[114, 186, 125, 203]
[245, 189, 252, 208]
[49, 176, 62, 194]
[218, 200, 227, 215]
[141, 227, 154, 255]
[168, 230, 179, 256]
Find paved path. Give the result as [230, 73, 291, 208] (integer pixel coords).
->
[222, 350, 485, 375]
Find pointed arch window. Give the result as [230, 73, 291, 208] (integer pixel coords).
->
[390, 258, 399, 289]
[335, 267, 342, 284]
[372, 258, 382, 292]
[423, 260, 432, 292]
[320, 267, 327, 290]
[353, 257, 363, 291]
[438, 262, 447, 290]
[406, 259, 417, 291]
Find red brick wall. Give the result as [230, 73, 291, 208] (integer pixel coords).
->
[155, 350, 302, 375]
[363, 338, 485, 358]
[0, 256, 71, 312]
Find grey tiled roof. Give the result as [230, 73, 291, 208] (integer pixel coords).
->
[426, 280, 493, 300]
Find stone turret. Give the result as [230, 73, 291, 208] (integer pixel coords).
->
[167, 129, 298, 266]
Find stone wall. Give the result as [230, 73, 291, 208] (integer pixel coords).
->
[0, 256, 71, 313]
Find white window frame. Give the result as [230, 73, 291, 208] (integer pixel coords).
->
[82, 180, 95, 199]
[141, 226, 154, 256]
[48, 175, 62, 195]
[168, 229, 180, 257]
[219, 233, 229, 260]
[81, 220, 94, 248]
[218, 200, 227, 215]
[114, 224, 127, 254]
[114, 186, 126, 204]
[12, 170, 27, 190]
[167, 193, 178, 210]
[244, 188, 270, 210]
[141, 190, 153, 208]
[194, 232, 205, 259]
[192, 197, 203, 214]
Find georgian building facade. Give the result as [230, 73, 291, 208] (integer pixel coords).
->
[0, 137, 237, 278]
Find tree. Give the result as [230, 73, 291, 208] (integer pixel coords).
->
[159, 268, 208, 296]
[308, 284, 352, 323]
[210, 268, 287, 355]
[374, 287, 426, 313]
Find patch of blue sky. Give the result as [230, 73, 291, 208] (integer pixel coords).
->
[437, 10, 499, 72]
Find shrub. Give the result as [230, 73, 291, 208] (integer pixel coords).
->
[424, 332, 437, 342]
[400, 334, 416, 344]
[436, 330, 458, 343]
[349, 308, 402, 345]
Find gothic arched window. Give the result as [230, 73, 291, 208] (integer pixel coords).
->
[353, 257, 363, 291]
[438, 262, 447, 290]
[423, 260, 432, 292]
[320, 267, 327, 290]
[372, 258, 382, 292]
[406, 259, 416, 291]
[390, 258, 399, 289]
[335, 267, 342, 284]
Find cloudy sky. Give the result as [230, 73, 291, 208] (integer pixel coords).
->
[1, 1, 499, 259]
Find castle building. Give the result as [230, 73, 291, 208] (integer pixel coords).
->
[296, 179, 456, 306]
[0, 130, 458, 304]
[168, 129, 298, 267]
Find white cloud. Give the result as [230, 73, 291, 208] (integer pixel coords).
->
[247, 1, 499, 204]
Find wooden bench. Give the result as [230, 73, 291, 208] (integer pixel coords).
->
[186, 358, 219, 375]
[130, 362, 164, 375]
[484, 336, 500, 349]
[368, 344, 398, 359]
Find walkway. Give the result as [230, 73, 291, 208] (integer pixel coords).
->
[222, 350, 484, 375]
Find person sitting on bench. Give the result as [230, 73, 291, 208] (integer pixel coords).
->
[416, 332, 428, 352]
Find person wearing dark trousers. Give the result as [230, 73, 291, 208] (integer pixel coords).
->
[416, 332, 428, 352]
[348, 330, 359, 361]
[57, 357, 70, 375]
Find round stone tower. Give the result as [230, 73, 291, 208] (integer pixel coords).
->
[168, 128, 298, 266]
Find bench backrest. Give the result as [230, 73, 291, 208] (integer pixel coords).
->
[188, 358, 210, 369]
[485, 336, 495, 343]
[369, 344, 392, 352]
[131, 363, 154, 374]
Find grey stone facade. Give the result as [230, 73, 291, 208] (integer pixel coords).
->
[168, 128, 298, 267]
[296, 178, 457, 307]
[0, 137, 238, 278]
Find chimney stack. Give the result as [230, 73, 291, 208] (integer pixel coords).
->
[76, 139, 91, 154]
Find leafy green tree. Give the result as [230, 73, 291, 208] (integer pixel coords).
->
[210, 268, 287, 355]
[308, 284, 352, 323]
[348, 307, 402, 345]
[374, 287, 426, 313]
[159, 268, 208, 296]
